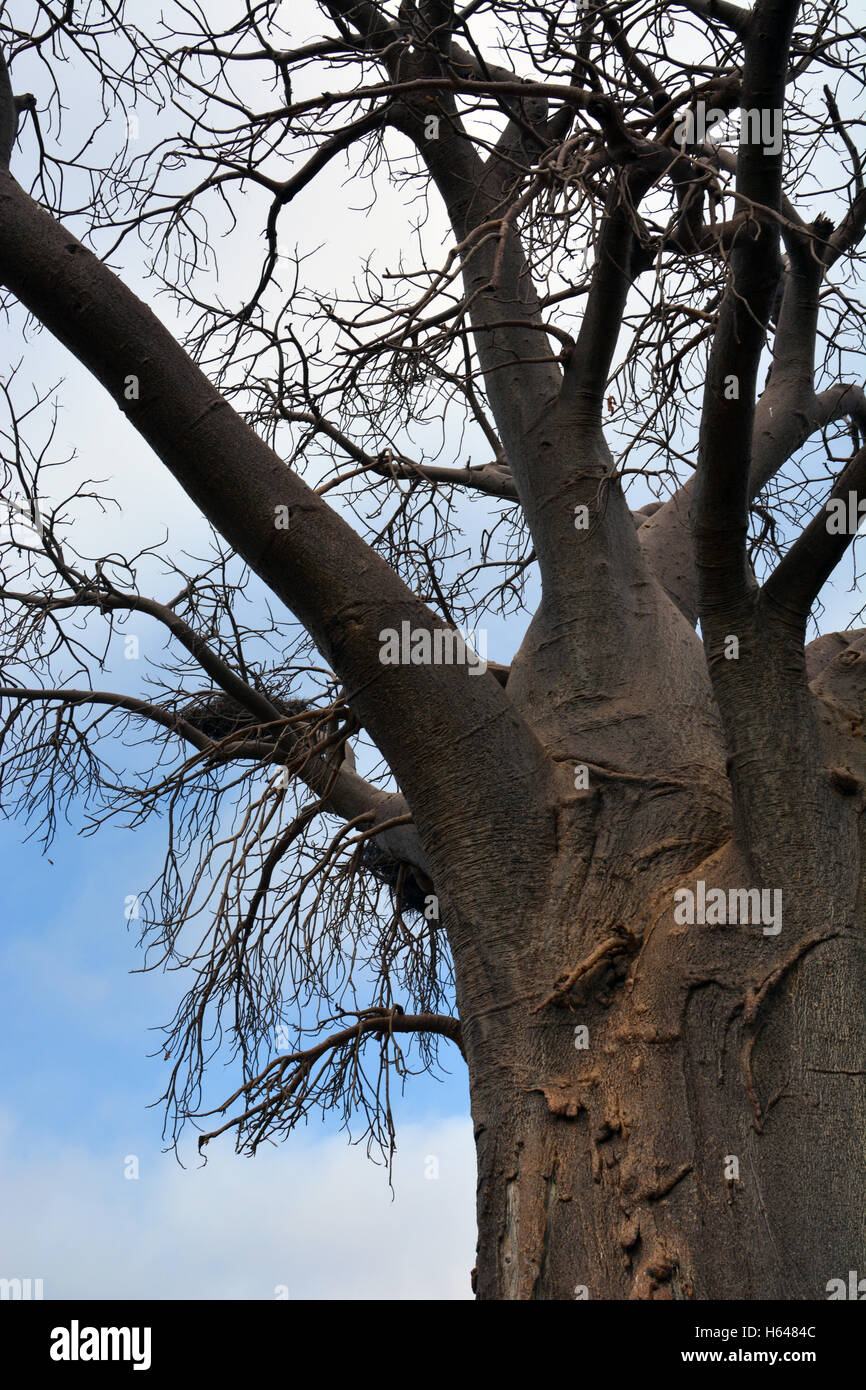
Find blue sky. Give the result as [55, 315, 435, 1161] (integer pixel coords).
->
[0, 745, 477, 1300]
[0, 316, 480, 1296]
[0, 216, 487, 1287]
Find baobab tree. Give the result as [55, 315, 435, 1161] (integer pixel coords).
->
[1, 0, 865, 1300]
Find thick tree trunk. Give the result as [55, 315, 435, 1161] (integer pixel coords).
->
[456, 768, 866, 1300]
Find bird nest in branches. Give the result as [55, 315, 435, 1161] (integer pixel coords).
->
[358, 841, 430, 917]
[179, 690, 310, 745]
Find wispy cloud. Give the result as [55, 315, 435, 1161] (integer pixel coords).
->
[0, 1111, 475, 1300]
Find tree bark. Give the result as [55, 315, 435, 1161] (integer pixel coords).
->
[464, 773, 866, 1299]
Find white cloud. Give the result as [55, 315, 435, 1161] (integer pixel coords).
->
[0, 1112, 476, 1301]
